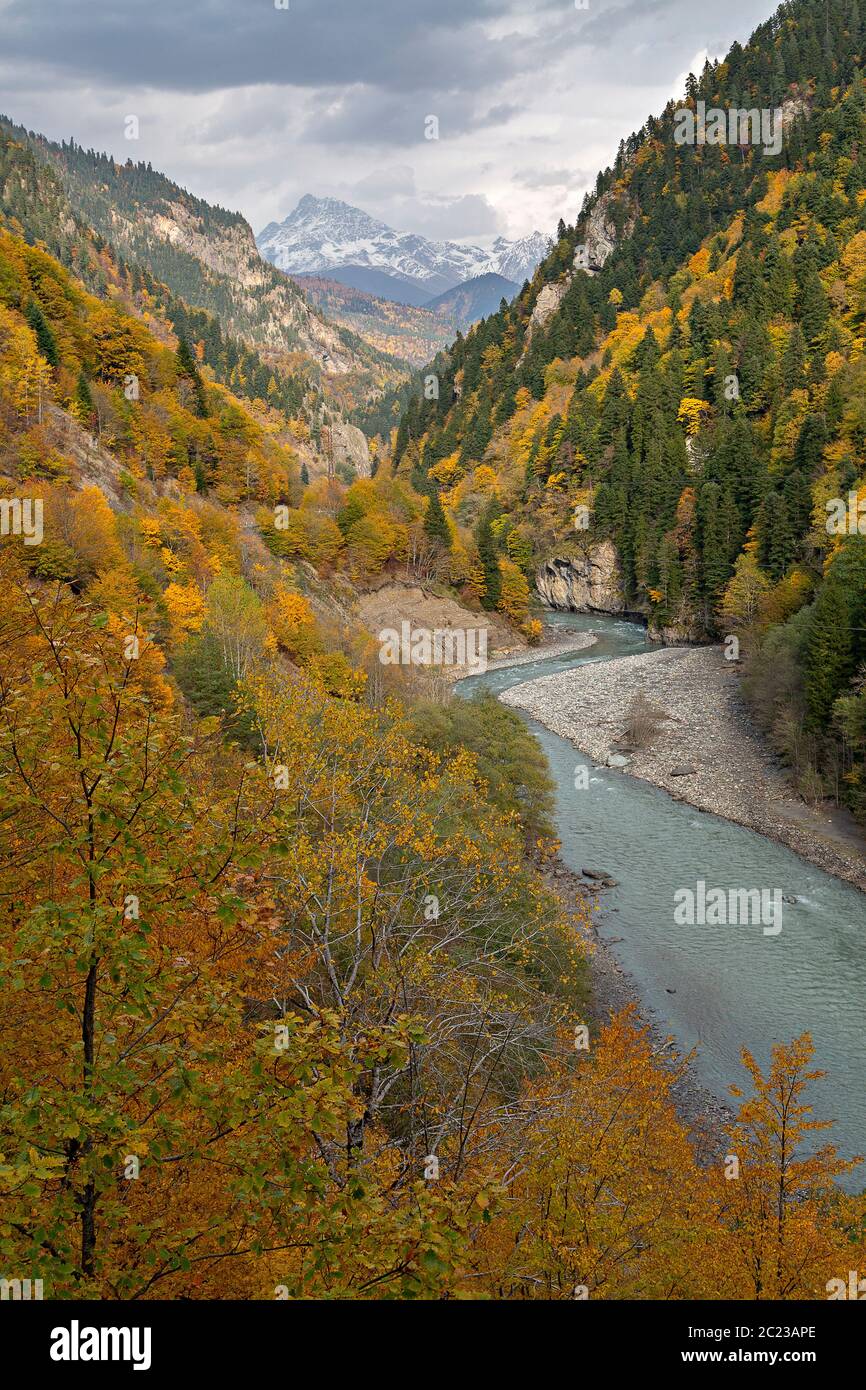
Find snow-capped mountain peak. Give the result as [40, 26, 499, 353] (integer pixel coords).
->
[491, 231, 552, 286]
[256, 197, 550, 299]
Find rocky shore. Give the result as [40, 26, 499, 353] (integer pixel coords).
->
[485, 627, 598, 672]
[504, 643, 866, 893]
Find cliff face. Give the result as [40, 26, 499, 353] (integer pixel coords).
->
[527, 280, 570, 332]
[519, 280, 571, 359]
[332, 423, 372, 478]
[536, 547, 710, 644]
[582, 190, 636, 273]
[535, 543, 626, 613]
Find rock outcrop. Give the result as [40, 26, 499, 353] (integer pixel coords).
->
[779, 89, 812, 128]
[529, 281, 569, 332]
[122, 199, 357, 375]
[581, 191, 636, 274]
[535, 543, 626, 613]
[43, 404, 126, 503]
[331, 422, 371, 478]
[522, 279, 571, 354]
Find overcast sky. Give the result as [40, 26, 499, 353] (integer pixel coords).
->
[0, 0, 775, 246]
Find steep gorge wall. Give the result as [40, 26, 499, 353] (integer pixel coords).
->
[535, 542, 626, 614]
[535, 544, 709, 643]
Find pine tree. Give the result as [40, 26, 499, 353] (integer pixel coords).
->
[176, 336, 208, 418]
[781, 326, 807, 392]
[799, 272, 830, 347]
[74, 370, 95, 426]
[757, 491, 796, 580]
[25, 299, 59, 367]
[805, 538, 866, 727]
[476, 508, 502, 610]
[424, 488, 451, 548]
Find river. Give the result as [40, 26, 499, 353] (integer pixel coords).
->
[457, 611, 866, 1183]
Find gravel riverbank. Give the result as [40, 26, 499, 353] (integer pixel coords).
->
[485, 627, 598, 672]
[503, 643, 866, 893]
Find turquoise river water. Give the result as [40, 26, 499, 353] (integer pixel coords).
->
[457, 611, 866, 1181]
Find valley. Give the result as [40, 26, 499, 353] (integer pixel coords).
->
[2, 0, 866, 1317]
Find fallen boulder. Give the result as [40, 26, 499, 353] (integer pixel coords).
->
[583, 868, 614, 882]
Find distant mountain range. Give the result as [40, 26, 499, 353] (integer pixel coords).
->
[257, 195, 548, 305]
[293, 269, 521, 368]
[424, 272, 519, 329]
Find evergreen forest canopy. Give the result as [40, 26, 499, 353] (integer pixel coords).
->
[391, 0, 866, 823]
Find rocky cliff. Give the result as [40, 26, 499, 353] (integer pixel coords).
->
[332, 423, 372, 478]
[536, 547, 711, 644]
[582, 190, 637, 274]
[113, 197, 358, 373]
[535, 543, 626, 613]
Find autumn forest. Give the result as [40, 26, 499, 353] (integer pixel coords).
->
[2, 0, 866, 1333]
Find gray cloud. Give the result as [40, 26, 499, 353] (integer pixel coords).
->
[0, 0, 777, 243]
[349, 165, 418, 202]
[401, 192, 503, 241]
[298, 86, 524, 148]
[339, 167, 504, 240]
[575, 0, 678, 49]
[0, 0, 565, 95]
[513, 166, 579, 189]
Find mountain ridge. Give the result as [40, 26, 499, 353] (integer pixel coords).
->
[0, 117, 409, 418]
[257, 194, 548, 300]
[425, 272, 520, 329]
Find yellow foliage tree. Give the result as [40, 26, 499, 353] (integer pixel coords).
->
[164, 580, 207, 639]
[677, 396, 712, 436]
[497, 558, 532, 623]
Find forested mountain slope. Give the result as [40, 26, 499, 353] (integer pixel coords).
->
[390, 0, 866, 821]
[0, 127, 312, 422]
[0, 116, 406, 416]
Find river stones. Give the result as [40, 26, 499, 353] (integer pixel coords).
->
[670, 765, 698, 776]
[582, 868, 618, 887]
[606, 752, 631, 768]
